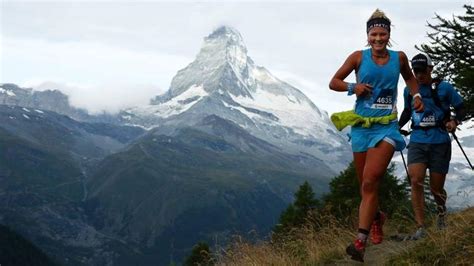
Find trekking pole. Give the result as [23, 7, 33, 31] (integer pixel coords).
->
[400, 151, 410, 182]
[452, 132, 474, 170]
[399, 128, 411, 180]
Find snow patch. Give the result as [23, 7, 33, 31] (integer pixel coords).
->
[222, 101, 260, 120]
[456, 118, 474, 138]
[252, 67, 278, 84]
[229, 87, 335, 141]
[22, 107, 31, 112]
[123, 123, 153, 131]
[227, 43, 248, 72]
[35, 109, 44, 114]
[129, 84, 208, 119]
[23, 114, 30, 119]
[0, 88, 16, 96]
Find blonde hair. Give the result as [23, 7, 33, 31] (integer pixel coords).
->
[366, 8, 393, 47]
[367, 8, 391, 23]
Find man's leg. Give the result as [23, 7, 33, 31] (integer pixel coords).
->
[409, 163, 428, 227]
[407, 142, 429, 229]
[430, 172, 448, 228]
[429, 142, 451, 229]
[430, 172, 447, 207]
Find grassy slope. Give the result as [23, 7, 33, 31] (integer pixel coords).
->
[0, 128, 83, 200]
[217, 207, 474, 265]
[388, 207, 474, 265]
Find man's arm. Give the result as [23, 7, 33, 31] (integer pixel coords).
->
[446, 103, 467, 132]
[445, 83, 466, 132]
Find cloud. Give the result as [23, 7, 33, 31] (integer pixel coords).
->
[28, 81, 164, 114]
[4, 37, 191, 113]
[3, 37, 191, 86]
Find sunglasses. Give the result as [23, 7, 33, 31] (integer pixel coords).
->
[412, 68, 428, 74]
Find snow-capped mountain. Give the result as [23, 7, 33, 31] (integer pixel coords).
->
[393, 118, 474, 209]
[0, 83, 118, 123]
[121, 26, 350, 171]
[0, 83, 83, 117]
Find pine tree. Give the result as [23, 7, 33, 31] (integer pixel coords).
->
[294, 181, 320, 218]
[273, 181, 320, 236]
[416, 4, 473, 119]
[184, 242, 213, 266]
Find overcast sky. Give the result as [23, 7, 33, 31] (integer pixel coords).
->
[1, 0, 468, 114]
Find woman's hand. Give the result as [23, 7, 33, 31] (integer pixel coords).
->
[413, 97, 424, 112]
[354, 83, 373, 97]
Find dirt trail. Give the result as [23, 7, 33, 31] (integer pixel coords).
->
[328, 239, 417, 265]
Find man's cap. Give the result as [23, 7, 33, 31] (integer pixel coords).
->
[411, 53, 433, 71]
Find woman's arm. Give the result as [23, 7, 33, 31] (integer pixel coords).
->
[329, 51, 372, 97]
[399, 51, 424, 112]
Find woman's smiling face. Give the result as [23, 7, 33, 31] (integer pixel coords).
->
[367, 27, 390, 52]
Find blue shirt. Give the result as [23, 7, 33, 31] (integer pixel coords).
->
[355, 49, 400, 118]
[403, 81, 463, 144]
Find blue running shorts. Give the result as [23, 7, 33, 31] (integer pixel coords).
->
[351, 121, 406, 152]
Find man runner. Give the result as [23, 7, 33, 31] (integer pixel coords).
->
[399, 53, 466, 239]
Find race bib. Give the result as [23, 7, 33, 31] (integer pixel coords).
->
[363, 88, 393, 110]
[419, 111, 436, 127]
[413, 111, 437, 127]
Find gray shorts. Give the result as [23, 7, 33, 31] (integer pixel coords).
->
[407, 142, 452, 174]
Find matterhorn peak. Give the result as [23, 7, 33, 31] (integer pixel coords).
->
[205, 26, 245, 48]
[195, 25, 249, 72]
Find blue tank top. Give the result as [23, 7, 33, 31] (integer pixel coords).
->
[355, 49, 400, 117]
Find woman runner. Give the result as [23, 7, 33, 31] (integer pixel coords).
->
[329, 9, 424, 262]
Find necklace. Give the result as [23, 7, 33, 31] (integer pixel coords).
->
[372, 51, 389, 58]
